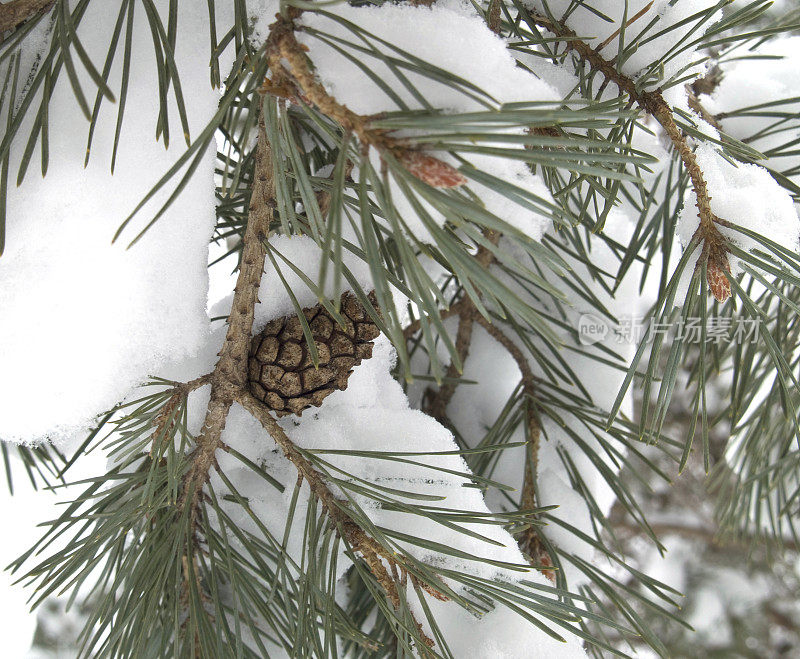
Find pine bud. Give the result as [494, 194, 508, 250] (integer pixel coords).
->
[707, 257, 731, 303]
[395, 149, 467, 189]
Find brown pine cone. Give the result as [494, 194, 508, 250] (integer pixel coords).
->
[248, 292, 380, 417]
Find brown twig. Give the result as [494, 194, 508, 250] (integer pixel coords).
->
[613, 519, 800, 553]
[170, 111, 275, 647]
[687, 67, 722, 131]
[421, 231, 498, 422]
[148, 375, 212, 459]
[0, 0, 53, 33]
[237, 390, 439, 652]
[179, 112, 275, 518]
[487, 0, 502, 34]
[263, 10, 466, 193]
[265, 11, 388, 151]
[406, 227, 552, 578]
[422, 309, 475, 423]
[531, 13, 731, 297]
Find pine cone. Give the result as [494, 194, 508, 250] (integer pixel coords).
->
[248, 292, 380, 417]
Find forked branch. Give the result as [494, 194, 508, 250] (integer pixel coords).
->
[168, 101, 438, 653]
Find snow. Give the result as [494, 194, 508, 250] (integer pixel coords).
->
[298, 1, 557, 116]
[418, 210, 648, 593]
[413, 591, 588, 658]
[248, 0, 280, 43]
[251, 233, 374, 334]
[0, 449, 106, 658]
[705, 36, 800, 188]
[526, 0, 722, 88]
[291, 0, 559, 243]
[0, 1, 225, 443]
[676, 143, 800, 277]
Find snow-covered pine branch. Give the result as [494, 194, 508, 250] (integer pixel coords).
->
[2, 0, 800, 657]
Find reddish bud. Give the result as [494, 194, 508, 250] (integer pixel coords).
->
[536, 550, 557, 584]
[396, 150, 467, 189]
[707, 258, 731, 303]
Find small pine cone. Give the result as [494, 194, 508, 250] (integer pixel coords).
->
[249, 292, 380, 417]
[707, 257, 731, 303]
[395, 149, 467, 189]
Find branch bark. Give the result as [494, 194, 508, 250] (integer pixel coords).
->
[168, 101, 438, 653]
[0, 0, 53, 33]
[180, 110, 275, 516]
[405, 231, 552, 578]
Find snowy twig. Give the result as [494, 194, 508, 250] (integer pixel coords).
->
[407, 230, 553, 580]
[180, 112, 275, 518]
[236, 390, 440, 653]
[171, 110, 275, 641]
[531, 13, 732, 301]
[0, 0, 53, 33]
[263, 10, 466, 190]
[148, 374, 212, 459]
[422, 233, 497, 424]
[163, 104, 438, 651]
[264, 9, 388, 149]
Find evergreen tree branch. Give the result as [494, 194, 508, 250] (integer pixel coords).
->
[148, 374, 212, 460]
[422, 234, 497, 424]
[531, 12, 733, 300]
[236, 390, 440, 653]
[162, 102, 445, 651]
[407, 229, 554, 581]
[180, 111, 274, 517]
[264, 9, 387, 150]
[0, 0, 53, 34]
[167, 108, 275, 646]
[263, 8, 466, 190]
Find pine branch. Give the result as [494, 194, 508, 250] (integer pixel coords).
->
[421, 235, 497, 423]
[236, 389, 441, 653]
[161, 99, 438, 653]
[263, 9, 466, 188]
[167, 109, 275, 646]
[0, 0, 53, 33]
[531, 12, 733, 301]
[406, 229, 555, 581]
[180, 112, 274, 518]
